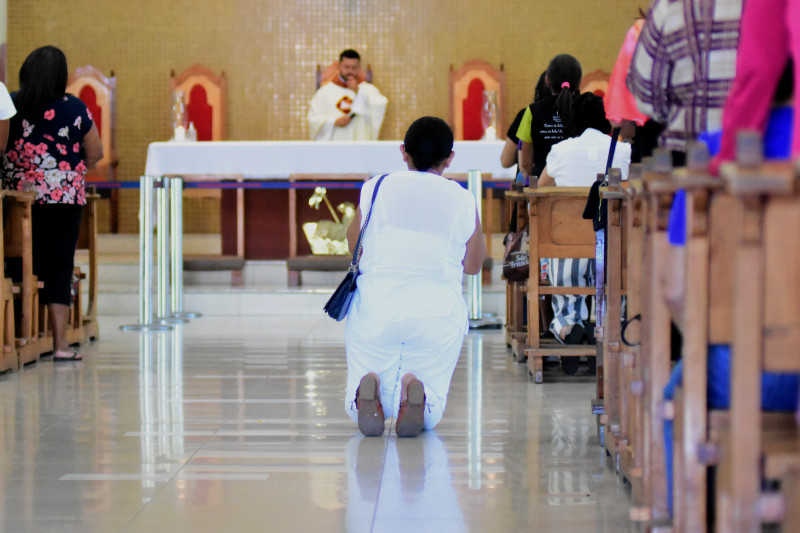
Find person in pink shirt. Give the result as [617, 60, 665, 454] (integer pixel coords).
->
[714, 0, 799, 170]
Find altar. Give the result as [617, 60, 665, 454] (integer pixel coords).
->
[144, 140, 514, 260]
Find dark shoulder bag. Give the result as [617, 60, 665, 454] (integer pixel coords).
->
[323, 174, 388, 321]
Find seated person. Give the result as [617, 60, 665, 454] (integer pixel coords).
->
[307, 49, 388, 141]
[501, 71, 548, 183]
[661, 189, 800, 516]
[537, 93, 632, 375]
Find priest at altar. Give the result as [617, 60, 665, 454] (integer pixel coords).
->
[307, 49, 388, 141]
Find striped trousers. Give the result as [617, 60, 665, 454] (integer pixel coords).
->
[547, 258, 595, 340]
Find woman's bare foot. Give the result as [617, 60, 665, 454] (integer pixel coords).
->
[53, 350, 82, 362]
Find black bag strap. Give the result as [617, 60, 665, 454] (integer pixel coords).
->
[604, 127, 621, 180]
[621, 313, 641, 347]
[350, 174, 388, 269]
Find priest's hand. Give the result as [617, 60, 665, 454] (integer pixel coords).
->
[334, 114, 353, 127]
[346, 76, 359, 92]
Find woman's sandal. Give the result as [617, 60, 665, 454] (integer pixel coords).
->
[53, 351, 82, 362]
[396, 379, 425, 438]
[356, 374, 385, 437]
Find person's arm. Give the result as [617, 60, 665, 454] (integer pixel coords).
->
[537, 166, 555, 187]
[0, 119, 9, 155]
[519, 141, 534, 182]
[351, 83, 388, 140]
[346, 206, 363, 254]
[82, 123, 103, 169]
[463, 210, 487, 275]
[308, 87, 337, 140]
[500, 137, 518, 168]
[626, 0, 671, 122]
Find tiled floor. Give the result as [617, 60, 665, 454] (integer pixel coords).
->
[0, 316, 641, 532]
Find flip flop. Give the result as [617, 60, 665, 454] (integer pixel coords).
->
[53, 351, 82, 362]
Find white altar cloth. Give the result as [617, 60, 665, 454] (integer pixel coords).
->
[144, 140, 514, 179]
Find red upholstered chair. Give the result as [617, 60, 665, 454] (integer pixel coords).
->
[66, 66, 119, 232]
[170, 66, 245, 281]
[315, 61, 372, 90]
[580, 69, 611, 97]
[449, 59, 505, 141]
[169, 64, 226, 142]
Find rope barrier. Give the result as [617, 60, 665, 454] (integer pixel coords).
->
[87, 179, 513, 190]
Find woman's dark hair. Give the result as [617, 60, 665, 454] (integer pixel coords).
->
[403, 116, 454, 171]
[570, 92, 611, 136]
[533, 71, 548, 103]
[546, 54, 582, 135]
[15, 45, 68, 118]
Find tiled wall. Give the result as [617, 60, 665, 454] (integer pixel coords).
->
[7, 0, 645, 233]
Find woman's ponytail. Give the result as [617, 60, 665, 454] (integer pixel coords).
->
[546, 54, 582, 135]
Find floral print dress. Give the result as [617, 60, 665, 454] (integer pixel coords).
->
[2, 94, 94, 205]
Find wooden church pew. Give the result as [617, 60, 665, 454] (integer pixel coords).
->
[629, 151, 675, 523]
[599, 168, 629, 464]
[619, 175, 647, 503]
[523, 186, 596, 383]
[3, 191, 43, 365]
[503, 188, 529, 361]
[712, 158, 800, 532]
[0, 194, 17, 372]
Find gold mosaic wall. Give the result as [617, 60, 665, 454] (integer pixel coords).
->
[7, 0, 644, 233]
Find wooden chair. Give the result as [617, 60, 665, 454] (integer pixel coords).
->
[503, 189, 529, 360]
[523, 186, 596, 383]
[316, 61, 372, 90]
[449, 59, 505, 141]
[628, 152, 675, 522]
[599, 169, 630, 463]
[0, 194, 17, 372]
[711, 158, 800, 532]
[662, 148, 731, 532]
[66, 66, 119, 233]
[619, 175, 648, 503]
[170, 65, 244, 282]
[3, 191, 42, 364]
[170, 64, 226, 142]
[580, 69, 611, 97]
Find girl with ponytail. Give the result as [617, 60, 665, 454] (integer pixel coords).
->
[516, 54, 582, 183]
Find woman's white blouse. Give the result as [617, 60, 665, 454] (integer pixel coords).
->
[353, 171, 477, 322]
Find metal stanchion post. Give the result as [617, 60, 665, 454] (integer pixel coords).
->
[157, 178, 186, 324]
[121, 176, 171, 331]
[467, 169, 502, 330]
[168, 177, 200, 319]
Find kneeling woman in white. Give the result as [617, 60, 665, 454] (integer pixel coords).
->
[344, 116, 486, 437]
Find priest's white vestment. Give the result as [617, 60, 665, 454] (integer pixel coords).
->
[307, 81, 388, 141]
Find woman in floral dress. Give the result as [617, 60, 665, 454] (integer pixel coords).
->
[2, 46, 103, 361]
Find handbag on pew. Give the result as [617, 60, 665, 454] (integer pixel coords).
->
[502, 225, 529, 282]
[582, 126, 621, 231]
[323, 174, 388, 321]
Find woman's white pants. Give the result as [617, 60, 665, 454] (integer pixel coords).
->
[345, 311, 465, 431]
